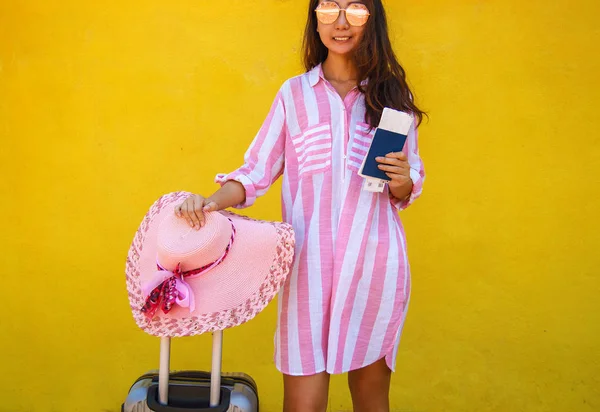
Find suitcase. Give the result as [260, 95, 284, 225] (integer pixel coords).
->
[122, 331, 259, 411]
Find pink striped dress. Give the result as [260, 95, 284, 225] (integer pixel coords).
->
[215, 64, 425, 376]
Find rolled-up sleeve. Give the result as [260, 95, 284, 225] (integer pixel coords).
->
[390, 119, 425, 211]
[215, 90, 286, 209]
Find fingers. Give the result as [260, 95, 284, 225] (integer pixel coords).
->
[385, 171, 407, 180]
[377, 151, 410, 183]
[377, 157, 409, 173]
[384, 171, 413, 189]
[182, 198, 199, 229]
[192, 196, 205, 229]
[389, 151, 408, 161]
[173, 195, 219, 230]
[375, 152, 407, 165]
[378, 164, 405, 175]
[175, 195, 207, 230]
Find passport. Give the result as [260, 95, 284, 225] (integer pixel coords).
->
[358, 128, 408, 181]
[358, 108, 413, 182]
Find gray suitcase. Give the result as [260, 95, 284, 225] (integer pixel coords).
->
[122, 331, 259, 411]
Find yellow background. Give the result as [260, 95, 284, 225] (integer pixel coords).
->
[1, 0, 598, 411]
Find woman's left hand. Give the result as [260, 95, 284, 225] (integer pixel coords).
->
[376, 152, 411, 190]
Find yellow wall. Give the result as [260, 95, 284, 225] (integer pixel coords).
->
[1, 0, 598, 411]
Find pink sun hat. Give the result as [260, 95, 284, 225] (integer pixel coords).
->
[125, 191, 295, 337]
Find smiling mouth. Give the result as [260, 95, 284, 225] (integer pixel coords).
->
[333, 36, 351, 41]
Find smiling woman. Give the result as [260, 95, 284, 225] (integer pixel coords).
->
[176, 0, 426, 411]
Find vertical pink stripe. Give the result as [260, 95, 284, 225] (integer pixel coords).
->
[296, 181, 316, 374]
[315, 84, 332, 125]
[281, 198, 287, 223]
[341, 91, 359, 156]
[380, 216, 409, 359]
[396, 217, 411, 300]
[291, 77, 308, 129]
[351, 196, 390, 367]
[246, 92, 282, 163]
[318, 84, 334, 254]
[319, 185, 334, 366]
[252, 96, 286, 192]
[279, 277, 292, 373]
[314, 83, 334, 365]
[334, 195, 377, 373]
[276, 84, 299, 374]
[342, 95, 350, 155]
[285, 143, 300, 208]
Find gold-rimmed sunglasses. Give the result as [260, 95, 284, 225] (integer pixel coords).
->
[315, 2, 370, 27]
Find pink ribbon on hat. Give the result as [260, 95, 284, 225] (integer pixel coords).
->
[140, 218, 236, 318]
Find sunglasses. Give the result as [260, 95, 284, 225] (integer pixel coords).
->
[315, 2, 370, 27]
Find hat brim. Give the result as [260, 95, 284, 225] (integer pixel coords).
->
[125, 191, 295, 337]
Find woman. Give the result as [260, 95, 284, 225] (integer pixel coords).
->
[177, 1, 425, 410]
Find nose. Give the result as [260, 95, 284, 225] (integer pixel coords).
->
[334, 10, 350, 29]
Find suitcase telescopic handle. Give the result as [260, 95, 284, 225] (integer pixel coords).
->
[210, 331, 223, 406]
[158, 337, 171, 404]
[158, 331, 224, 407]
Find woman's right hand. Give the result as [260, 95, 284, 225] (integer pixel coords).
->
[175, 194, 219, 229]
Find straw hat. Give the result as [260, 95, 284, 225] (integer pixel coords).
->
[125, 191, 295, 337]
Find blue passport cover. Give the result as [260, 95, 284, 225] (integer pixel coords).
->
[359, 128, 408, 181]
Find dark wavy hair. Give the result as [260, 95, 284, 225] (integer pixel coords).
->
[302, 0, 425, 127]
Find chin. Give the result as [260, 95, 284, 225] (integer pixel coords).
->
[324, 42, 359, 56]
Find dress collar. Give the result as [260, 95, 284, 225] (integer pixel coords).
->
[308, 64, 324, 87]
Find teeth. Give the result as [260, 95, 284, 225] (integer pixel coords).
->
[334, 37, 350, 41]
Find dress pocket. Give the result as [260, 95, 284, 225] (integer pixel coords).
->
[291, 122, 332, 177]
[347, 122, 375, 172]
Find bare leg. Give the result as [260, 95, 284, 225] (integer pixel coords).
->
[283, 371, 330, 412]
[347, 358, 392, 412]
